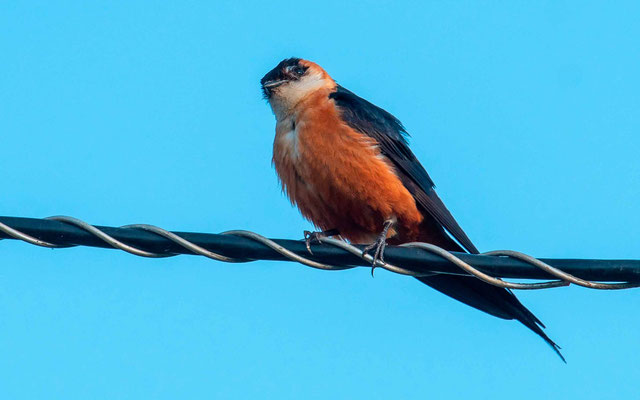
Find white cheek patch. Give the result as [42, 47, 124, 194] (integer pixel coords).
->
[271, 72, 327, 119]
[290, 72, 326, 95]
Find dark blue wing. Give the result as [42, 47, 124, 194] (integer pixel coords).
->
[330, 85, 479, 254]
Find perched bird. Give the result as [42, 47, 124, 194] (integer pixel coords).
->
[261, 57, 564, 361]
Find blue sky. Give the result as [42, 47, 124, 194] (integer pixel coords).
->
[1, 1, 639, 398]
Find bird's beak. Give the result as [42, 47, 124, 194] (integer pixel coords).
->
[262, 80, 287, 89]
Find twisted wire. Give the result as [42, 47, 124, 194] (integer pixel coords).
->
[1, 216, 639, 290]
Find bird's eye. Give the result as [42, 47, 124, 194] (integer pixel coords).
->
[286, 65, 305, 77]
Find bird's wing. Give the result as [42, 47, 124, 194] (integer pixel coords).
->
[330, 85, 479, 254]
[330, 86, 564, 361]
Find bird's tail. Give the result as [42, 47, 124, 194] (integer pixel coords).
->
[414, 228, 565, 362]
[416, 274, 565, 362]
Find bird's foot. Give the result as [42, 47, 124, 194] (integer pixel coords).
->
[303, 229, 340, 254]
[362, 219, 394, 276]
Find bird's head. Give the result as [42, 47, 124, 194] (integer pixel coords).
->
[261, 58, 334, 119]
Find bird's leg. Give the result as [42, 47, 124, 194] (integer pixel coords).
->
[362, 219, 395, 275]
[303, 228, 340, 254]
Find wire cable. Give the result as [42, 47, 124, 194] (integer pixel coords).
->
[1, 215, 639, 290]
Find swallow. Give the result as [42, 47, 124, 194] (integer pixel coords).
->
[261, 57, 564, 361]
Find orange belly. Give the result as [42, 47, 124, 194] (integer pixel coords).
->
[272, 92, 423, 244]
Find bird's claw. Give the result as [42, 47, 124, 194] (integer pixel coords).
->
[362, 219, 394, 276]
[362, 237, 388, 276]
[303, 229, 339, 255]
[304, 231, 320, 254]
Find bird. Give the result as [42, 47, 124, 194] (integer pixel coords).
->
[260, 57, 565, 362]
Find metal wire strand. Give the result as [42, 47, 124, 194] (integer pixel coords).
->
[401, 242, 569, 290]
[1, 215, 638, 290]
[483, 250, 640, 290]
[45, 216, 173, 258]
[123, 224, 250, 263]
[0, 221, 71, 248]
[222, 230, 355, 271]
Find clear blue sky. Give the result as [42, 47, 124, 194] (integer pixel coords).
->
[1, 1, 639, 398]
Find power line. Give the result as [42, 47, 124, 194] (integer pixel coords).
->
[1, 215, 639, 289]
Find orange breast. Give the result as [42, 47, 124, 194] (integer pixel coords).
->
[272, 90, 423, 244]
